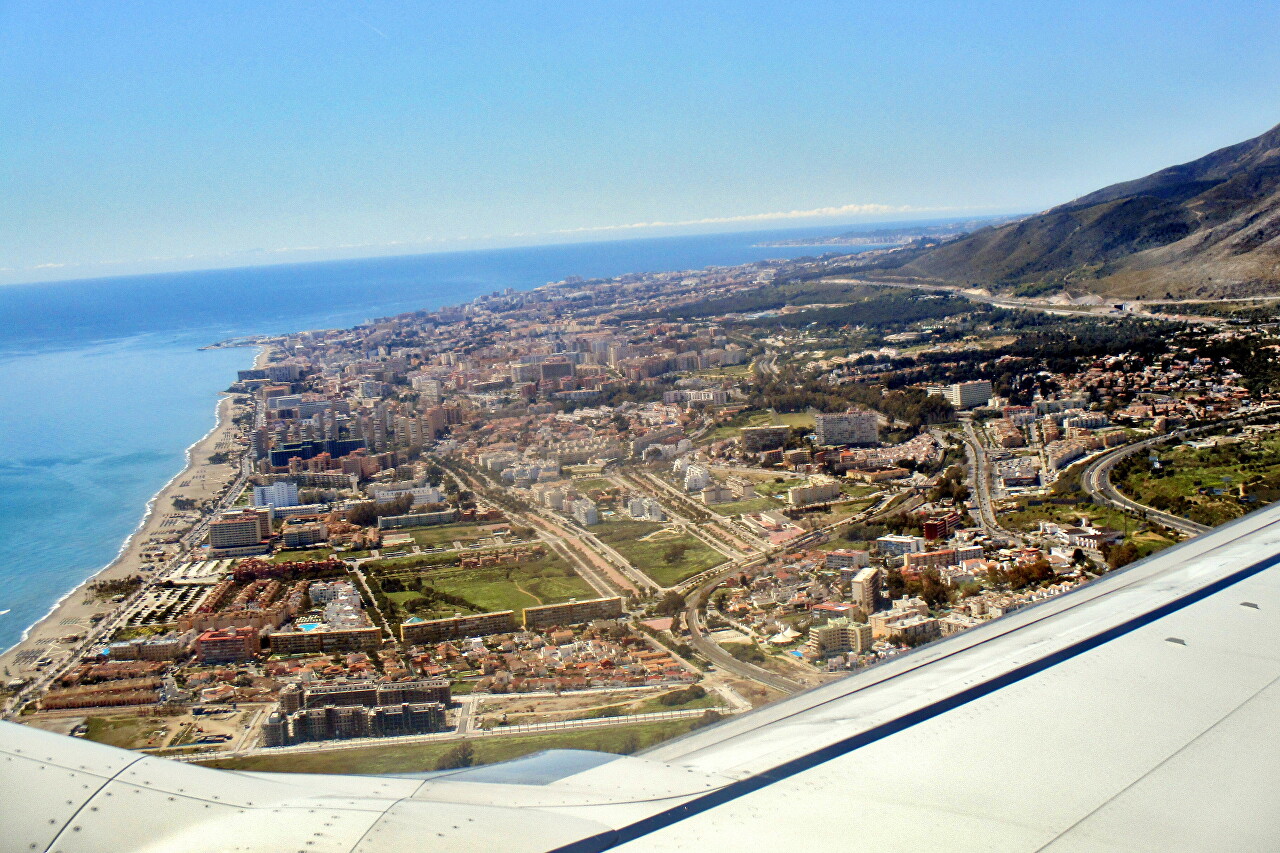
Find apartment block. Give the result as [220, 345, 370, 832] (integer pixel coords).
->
[267, 626, 382, 655]
[208, 507, 273, 555]
[263, 702, 446, 747]
[876, 534, 926, 556]
[849, 566, 881, 614]
[194, 626, 260, 664]
[807, 617, 873, 658]
[739, 425, 790, 453]
[814, 409, 879, 447]
[400, 611, 519, 644]
[523, 597, 624, 630]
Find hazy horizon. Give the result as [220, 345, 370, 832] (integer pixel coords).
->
[6, 2, 1280, 288]
[0, 213, 1022, 288]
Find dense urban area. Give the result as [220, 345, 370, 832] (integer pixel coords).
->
[9, 251, 1280, 774]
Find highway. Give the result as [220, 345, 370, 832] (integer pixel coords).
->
[1080, 434, 1212, 537]
[1077, 407, 1280, 537]
[957, 418, 1022, 544]
[683, 579, 803, 694]
[1074, 406, 1280, 537]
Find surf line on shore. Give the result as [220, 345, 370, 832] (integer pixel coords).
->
[0, 345, 265, 658]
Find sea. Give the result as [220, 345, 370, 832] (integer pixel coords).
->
[0, 224, 885, 653]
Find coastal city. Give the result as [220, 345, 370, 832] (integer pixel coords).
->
[4, 251, 1279, 773]
[9, 4, 1280, 849]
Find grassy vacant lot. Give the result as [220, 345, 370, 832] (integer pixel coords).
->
[198, 717, 707, 775]
[592, 520, 725, 587]
[752, 478, 797, 498]
[372, 551, 595, 620]
[701, 408, 810, 444]
[774, 411, 816, 429]
[1114, 434, 1280, 528]
[712, 496, 780, 516]
[84, 716, 172, 749]
[1000, 498, 1177, 559]
[1001, 498, 1135, 533]
[571, 478, 617, 492]
[476, 686, 724, 726]
[407, 522, 488, 549]
[798, 498, 877, 528]
[269, 548, 334, 563]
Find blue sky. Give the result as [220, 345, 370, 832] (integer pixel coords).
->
[3, 1, 1279, 284]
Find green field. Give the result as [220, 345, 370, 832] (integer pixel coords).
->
[407, 523, 489, 549]
[799, 498, 877, 527]
[84, 716, 164, 749]
[700, 408, 814, 444]
[592, 520, 726, 587]
[752, 478, 798, 498]
[198, 717, 709, 775]
[269, 548, 334, 563]
[712, 496, 780, 516]
[774, 411, 816, 429]
[369, 551, 594, 621]
[571, 478, 617, 492]
[1114, 434, 1280, 528]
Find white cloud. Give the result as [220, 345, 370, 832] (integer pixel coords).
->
[541, 202, 946, 235]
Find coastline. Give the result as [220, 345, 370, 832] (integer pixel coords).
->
[0, 346, 265, 685]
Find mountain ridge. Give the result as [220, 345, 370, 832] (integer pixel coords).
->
[867, 122, 1280, 299]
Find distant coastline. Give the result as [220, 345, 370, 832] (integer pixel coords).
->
[756, 214, 1026, 248]
[0, 228, 871, 676]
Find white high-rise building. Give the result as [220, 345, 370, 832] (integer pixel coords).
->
[571, 498, 599, 526]
[253, 481, 299, 509]
[928, 381, 993, 410]
[683, 464, 711, 493]
[815, 409, 879, 447]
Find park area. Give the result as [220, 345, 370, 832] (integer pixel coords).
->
[700, 408, 815, 445]
[591, 519, 726, 587]
[365, 549, 594, 627]
[405, 522, 493, 550]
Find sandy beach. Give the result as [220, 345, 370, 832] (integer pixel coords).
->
[0, 348, 263, 704]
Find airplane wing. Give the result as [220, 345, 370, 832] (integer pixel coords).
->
[4, 501, 1280, 852]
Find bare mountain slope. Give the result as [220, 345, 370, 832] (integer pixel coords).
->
[872, 122, 1280, 298]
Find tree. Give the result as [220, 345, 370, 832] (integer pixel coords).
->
[1105, 541, 1140, 570]
[346, 502, 380, 527]
[663, 543, 689, 564]
[659, 685, 706, 706]
[919, 568, 950, 609]
[884, 567, 907, 601]
[654, 590, 686, 617]
[694, 709, 724, 729]
[435, 742, 476, 770]
[1005, 558, 1055, 590]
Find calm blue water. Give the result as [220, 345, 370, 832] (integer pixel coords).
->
[0, 225, 874, 652]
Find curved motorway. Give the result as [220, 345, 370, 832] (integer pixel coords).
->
[684, 579, 803, 694]
[1081, 432, 1212, 537]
